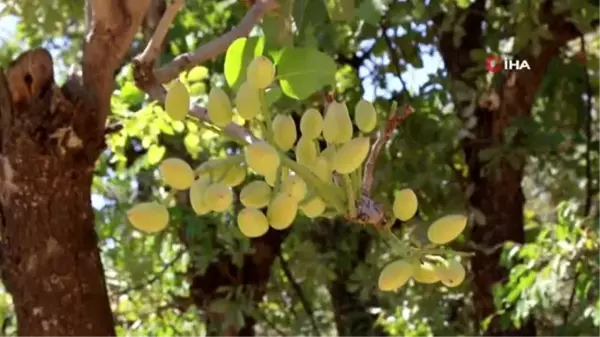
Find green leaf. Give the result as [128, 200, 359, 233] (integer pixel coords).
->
[277, 47, 337, 100]
[294, 0, 328, 33]
[187, 66, 209, 82]
[456, 0, 470, 8]
[120, 82, 144, 106]
[324, 0, 355, 22]
[357, 0, 385, 25]
[262, 0, 295, 48]
[147, 144, 166, 165]
[265, 86, 282, 106]
[208, 299, 230, 314]
[469, 49, 488, 62]
[224, 37, 265, 90]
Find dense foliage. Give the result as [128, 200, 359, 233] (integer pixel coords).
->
[0, 0, 598, 336]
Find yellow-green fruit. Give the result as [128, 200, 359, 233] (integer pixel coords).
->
[237, 208, 269, 238]
[264, 170, 276, 187]
[204, 183, 233, 212]
[247, 56, 275, 89]
[245, 141, 280, 176]
[378, 259, 413, 291]
[189, 177, 212, 215]
[267, 193, 298, 230]
[323, 101, 353, 144]
[164, 80, 190, 121]
[272, 114, 297, 151]
[300, 197, 326, 218]
[312, 156, 332, 182]
[427, 214, 468, 245]
[281, 175, 307, 202]
[412, 261, 439, 284]
[207, 87, 233, 127]
[159, 158, 195, 190]
[331, 137, 370, 174]
[214, 164, 246, 187]
[265, 167, 289, 187]
[127, 202, 169, 234]
[240, 180, 272, 208]
[295, 136, 318, 166]
[300, 108, 323, 139]
[354, 99, 377, 133]
[393, 188, 418, 221]
[435, 260, 466, 288]
[235, 81, 261, 120]
[320, 146, 336, 165]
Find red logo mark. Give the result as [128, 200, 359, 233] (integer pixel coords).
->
[485, 55, 503, 73]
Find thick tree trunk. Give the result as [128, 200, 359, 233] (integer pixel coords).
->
[0, 49, 115, 335]
[460, 87, 537, 336]
[436, 1, 584, 335]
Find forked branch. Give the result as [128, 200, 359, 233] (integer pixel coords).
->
[83, 0, 151, 123]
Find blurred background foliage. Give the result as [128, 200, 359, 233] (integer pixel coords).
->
[0, 0, 598, 336]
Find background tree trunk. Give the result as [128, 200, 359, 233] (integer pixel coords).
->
[436, 1, 584, 334]
[0, 49, 115, 335]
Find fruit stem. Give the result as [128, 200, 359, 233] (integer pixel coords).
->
[193, 154, 244, 176]
[354, 167, 362, 197]
[278, 154, 346, 214]
[271, 166, 283, 202]
[189, 116, 249, 146]
[341, 174, 357, 218]
[420, 249, 474, 258]
[383, 213, 397, 230]
[258, 91, 275, 144]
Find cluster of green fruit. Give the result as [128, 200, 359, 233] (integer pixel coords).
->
[125, 55, 469, 292]
[377, 213, 469, 291]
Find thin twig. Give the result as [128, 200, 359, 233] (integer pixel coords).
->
[362, 104, 413, 195]
[115, 250, 185, 295]
[380, 21, 413, 104]
[136, 0, 185, 65]
[255, 309, 289, 336]
[153, 0, 279, 84]
[277, 251, 321, 336]
[561, 36, 594, 332]
[580, 35, 595, 217]
[362, 20, 416, 196]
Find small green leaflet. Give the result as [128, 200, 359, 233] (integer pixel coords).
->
[324, 0, 355, 22]
[147, 144, 166, 165]
[276, 47, 337, 100]
[224, 37, 265, 90]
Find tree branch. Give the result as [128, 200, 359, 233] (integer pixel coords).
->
[580, 35, 595, 217]
[136, 0, 185, 65]
[152, 0, 279, 84]
[115, 250, 185, 295]
[277, 251, 321, 336]
[83, 0, 151, 125]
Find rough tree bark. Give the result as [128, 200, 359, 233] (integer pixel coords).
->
[0, 49, 116, 336]
[436, 1, 586, 335]
[0, 1, 151, 334]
